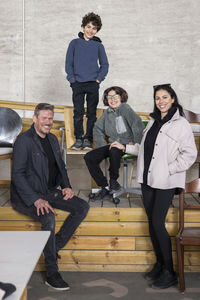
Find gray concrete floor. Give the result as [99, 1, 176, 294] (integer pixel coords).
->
[0, 187, 145, 208]
[28, 271, 200, 300]
[1, 187, 199, 208]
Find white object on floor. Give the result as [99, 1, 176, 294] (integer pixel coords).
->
[0, 231, 50, 300]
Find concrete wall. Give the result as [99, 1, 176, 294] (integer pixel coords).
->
[1, 0, 200, 113]
[0, 0, 199, 187]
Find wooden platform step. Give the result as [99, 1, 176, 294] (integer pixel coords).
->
[0, 207, 200, 272]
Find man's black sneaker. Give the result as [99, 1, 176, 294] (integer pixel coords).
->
[45, 272, 70, 291]
[109, 179, 121, 194]
[0, 282, 16, 299]
[144, 262, 162, 281]
[92, 187, 110, 201]
[151, 269, 178, 289]
[82, 138, 93, 150]
[70, 139, 82, 150]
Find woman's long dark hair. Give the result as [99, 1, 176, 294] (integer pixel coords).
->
[153, 84, 184, 116]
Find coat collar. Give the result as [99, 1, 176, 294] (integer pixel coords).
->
[107, 103, 124, 113]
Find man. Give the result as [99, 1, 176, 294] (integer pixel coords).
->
[10, 103, 89, 291]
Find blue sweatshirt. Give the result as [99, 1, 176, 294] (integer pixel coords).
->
[65, 33, 109, 83]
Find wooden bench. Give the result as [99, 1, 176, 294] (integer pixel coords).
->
[0, 206, 200, 272]
[0, 99, 151, 151]
[0, 100, 152, 189]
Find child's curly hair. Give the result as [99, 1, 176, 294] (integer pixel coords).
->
[81, 12, 102, 31]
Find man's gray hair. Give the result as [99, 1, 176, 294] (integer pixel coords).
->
[34, 103, 54, 117]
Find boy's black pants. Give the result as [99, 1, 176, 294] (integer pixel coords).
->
[71, 81, 99, 141]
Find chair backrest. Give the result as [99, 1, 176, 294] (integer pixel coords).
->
[183, 109, 200, 123]
[0, 107, 22, 155]
[179, 178, 200, 229]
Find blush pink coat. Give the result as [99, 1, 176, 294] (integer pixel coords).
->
[126, 110, 197, 189]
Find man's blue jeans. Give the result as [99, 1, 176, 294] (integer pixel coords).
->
[12, 189, 89, 277]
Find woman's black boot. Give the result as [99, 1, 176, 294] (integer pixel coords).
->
[144, 262, 162, 281]
[151, 269, 178, 289]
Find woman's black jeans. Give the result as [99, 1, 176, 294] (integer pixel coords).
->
[141, 184, 176, 272]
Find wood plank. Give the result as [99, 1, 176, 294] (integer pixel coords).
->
[34, 263, 200, 272]
[0, 100, 66, 113]
[0, 221, 41, 231]
[37, 249, 200, 266]
[0, 154, 12, 160]
[38, 250, 156, 265]
[0, 180, 11, 187]
[135, 236, 200, 251]
[0, 207, 38, 220]
[63, 236, 135, 250]
[20, 287, 27, 300]
[0, 221, 149, 235]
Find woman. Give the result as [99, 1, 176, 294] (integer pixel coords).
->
[111, 84, 197, 289]
[84, 86, 144, 201]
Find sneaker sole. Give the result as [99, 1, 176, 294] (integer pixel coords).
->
[83, 147, 93, 150]
[70, 147, 82, 150]
[45, 281, 70, 291]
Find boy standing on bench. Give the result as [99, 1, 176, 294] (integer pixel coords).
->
[10, 103, 89, 291]
[65, 12, 109, 150]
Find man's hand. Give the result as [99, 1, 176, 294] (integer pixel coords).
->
[34, 198, 54, 216]
[62, 188, 74, 200]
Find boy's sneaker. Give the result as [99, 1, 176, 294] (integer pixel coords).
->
[70, 139, 82, 150]
[45, 272, 70, 291]
[92, 187, 110, 201]
[109, 179, 122, 194]
[82, 138, 93, 150]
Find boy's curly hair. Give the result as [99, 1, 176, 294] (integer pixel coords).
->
[81, 12, 102, 31]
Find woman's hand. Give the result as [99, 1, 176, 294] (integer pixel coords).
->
[110, 141, 125, 152]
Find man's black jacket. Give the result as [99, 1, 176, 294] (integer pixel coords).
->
[10, 124, 71, 207]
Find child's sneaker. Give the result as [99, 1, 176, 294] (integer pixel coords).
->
[82, 138, 92, 150]
[92, 187, 110, 201]
[70, 139, 83, 150]
[109, 179, 122, 194]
